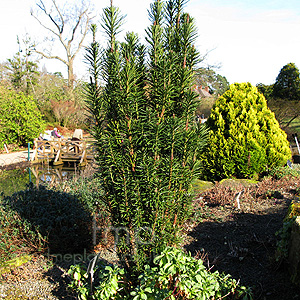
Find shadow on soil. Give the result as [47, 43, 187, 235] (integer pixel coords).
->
[185, 205, 300, 300]
[43, 262, 76, 300]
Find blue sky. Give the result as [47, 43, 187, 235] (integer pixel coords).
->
[1, 0, 300, 86]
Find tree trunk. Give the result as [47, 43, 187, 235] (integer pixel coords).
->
[68, 60, 75, 89]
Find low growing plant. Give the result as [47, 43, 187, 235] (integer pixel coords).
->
[68, 246, 252, 300]
[2, 184, 93, 254]
[267, 165, 300, 180]
[0, 204, 45, 263]
[56, 172, 105, 214]
[275, 200, 300, 262]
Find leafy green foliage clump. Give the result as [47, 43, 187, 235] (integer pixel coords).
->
[68, 246, 252, 300]
[0, 87, 46, 147]
[202, 82, 291, 181]
[275, 200, 300, 262]
[0, 204, 45, 263]
[2, 184, 93, 254]
[267, 165, 300, 180]
[55, 172, 104, 214]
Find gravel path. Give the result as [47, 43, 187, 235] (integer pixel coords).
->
[0, 249, 119, 299]
[0, 151, 34, 167]
[0, 255, 73, 300]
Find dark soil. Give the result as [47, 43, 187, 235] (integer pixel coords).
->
[1, 176, 300, 299]
[184, 177, 300, 300]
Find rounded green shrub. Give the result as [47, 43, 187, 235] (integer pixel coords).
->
[0, 87, 46, 147]
[2, 184, 93, 254]
[202, 82, 291, 181]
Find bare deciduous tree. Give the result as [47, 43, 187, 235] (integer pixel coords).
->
[31, 0, 93, 88]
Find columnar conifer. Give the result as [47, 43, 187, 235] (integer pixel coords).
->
[85, 0, 207, 276]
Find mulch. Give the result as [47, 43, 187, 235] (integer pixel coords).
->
[184, 178, 300, 300]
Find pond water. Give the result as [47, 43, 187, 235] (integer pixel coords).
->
[0, 162, 86, 199]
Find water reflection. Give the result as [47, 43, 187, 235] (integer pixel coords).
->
[29, 163, 83, 186]
[0, 162, 86, 199]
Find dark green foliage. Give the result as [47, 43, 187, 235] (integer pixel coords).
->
[195, 67, 229, 96]
[2, 184, 93, 254]
[202, 82, 291, 181]
[85, 0, 208, 275]
[256, 83, 274, 100]
[58, 175, 105, 214]
[273, 62, 300, 100]
[267, 165, 300, 180]
[0, 204, 45, 263]
[6, 35, 39, 95]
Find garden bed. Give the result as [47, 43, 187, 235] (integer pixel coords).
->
[1, 177, 300, 299]
[185, 177, 300, 299]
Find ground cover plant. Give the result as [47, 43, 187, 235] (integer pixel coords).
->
[0, 204, 45, 263]
[1, 183, 93, 255]
[68, 246, 252, 300]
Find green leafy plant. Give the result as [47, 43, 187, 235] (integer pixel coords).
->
[275, 200, 300, 262]
[0, 86, 46, 147]
[57, 173, 105, 214]
[275, 217, 295, 262]
[0, 204, 45, 263]
[267, 165, 300, 180]
[85, 0, 208, 275]
[2, 184, 93, 254]
[202, 82, 291, 181]
[68, 247, 252, 299]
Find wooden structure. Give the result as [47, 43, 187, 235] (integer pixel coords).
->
[31, 139, 94, 167]
[30, 164, 72, 186]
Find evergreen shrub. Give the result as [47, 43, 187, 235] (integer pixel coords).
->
[202, 82, 291, 181]
[2, 184, 93, 254]
[0, 87, 46, 147]
[85, 0, 208, 275]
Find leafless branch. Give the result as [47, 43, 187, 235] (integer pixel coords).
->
[35, 50, 67, 65]
[70, 10, 92, 60]
[51, 0, 64, 34]
[31, 0, 93, 87]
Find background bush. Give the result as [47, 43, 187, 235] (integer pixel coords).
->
[0, 86, 46, 147]
[202, 82, 291, 181]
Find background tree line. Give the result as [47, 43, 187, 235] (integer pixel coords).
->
[0, 0, 228, 149]
[0, 35, 89, 148]
[256, 62, 300, 138]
